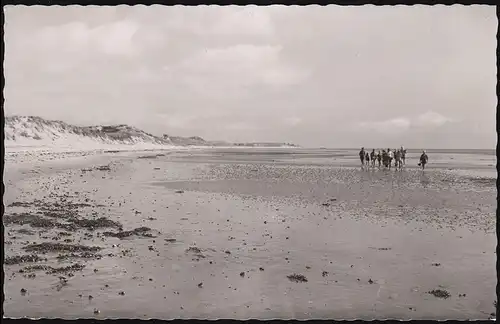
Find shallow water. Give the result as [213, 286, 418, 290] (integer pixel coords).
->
[166, 148, 496, 172]
[3, 148, 496, 319]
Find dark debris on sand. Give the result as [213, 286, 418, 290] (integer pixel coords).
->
[466, 176, 496, 186]
[8, 200, 93, 212]
[56, 252, 102, 261]
[19, 263, 85, 275]
[186, 246, 206, 259]
[8, 202, 34, 208]
[81, 165, 112, 172]
[103, 227, 154, 239]
[40, 201, 93, 210]
[95, 165, 111, 171]
[428, 289, 451, 299]
[186, 246, 202, 254]
[39, 209, 78, 220]
[4, 213, 61, 228]
[70, 217, 122, 230]
[46, 263, 85, 274]
[17, 228, 36, 235]
[6, 198, 131, 235]
[23, 242, 102, 254]
[5, 197, 129, 237]
[287, 273, 308, 283]
[19, 265, 52, 273]
[5, 254, 43, 265]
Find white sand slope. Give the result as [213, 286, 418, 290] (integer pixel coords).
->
[4, 116, 187, 166]
[5, 115, 178, 152]
[4, 116, 296, 159]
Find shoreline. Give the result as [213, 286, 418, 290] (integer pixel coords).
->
[3, 148, 496, 319]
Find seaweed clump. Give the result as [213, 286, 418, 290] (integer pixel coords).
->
[103, 227, 154, 239]
[428, 289, 451, 299]
[5, 254, 43, 265]
[287, 274, 308, 283]
[23, 242, 102, 254]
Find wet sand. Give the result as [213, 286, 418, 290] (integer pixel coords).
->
[3, 149, 496, 319]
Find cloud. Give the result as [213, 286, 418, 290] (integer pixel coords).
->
[186, 44, 282, 72]
[156, 113, 199, 129]
[163, 44, 309, 96]
[356, 111, 454, 135]
[157, 6, 275, 38]
[357, 117, 412, 134]
[208, 6, 275, 37]
[283, 117, 302, 127]
[225, 122, 259, 131]
[414, 111, 454, 128]
[94, 21, 141, 56]
[24, 20, 141, 59]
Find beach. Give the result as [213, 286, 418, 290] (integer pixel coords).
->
[3, 148, 496, 320]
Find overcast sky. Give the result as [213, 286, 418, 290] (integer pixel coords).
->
[4, 5, 497, 148]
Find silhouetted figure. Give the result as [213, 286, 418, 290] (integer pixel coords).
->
[418, 150, 428, 170]
[382, 150, 388, 168]
[394, 149, 402, 170]
[359, 147, 365, 168]
[387, 149, 393, 169]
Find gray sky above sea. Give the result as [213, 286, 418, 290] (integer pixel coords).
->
[4, 5, 497, 149]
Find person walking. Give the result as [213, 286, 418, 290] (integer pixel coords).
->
[394, 149, 402, 170]
[418, 150, 428, 170]
[377, 150, 382, 168]
[387, 149, 394, 169]
[370, 149, 376, 168]
[382, 150, 388, 168]
[359, 147, 365, 168]
[365, 151, 370, 167]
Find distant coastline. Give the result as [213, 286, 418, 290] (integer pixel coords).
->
[5, 115, 299, 149]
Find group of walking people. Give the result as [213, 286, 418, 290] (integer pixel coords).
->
[359, 147, 429, 170]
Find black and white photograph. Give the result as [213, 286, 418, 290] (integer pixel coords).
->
[2, 4, 497, 320]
